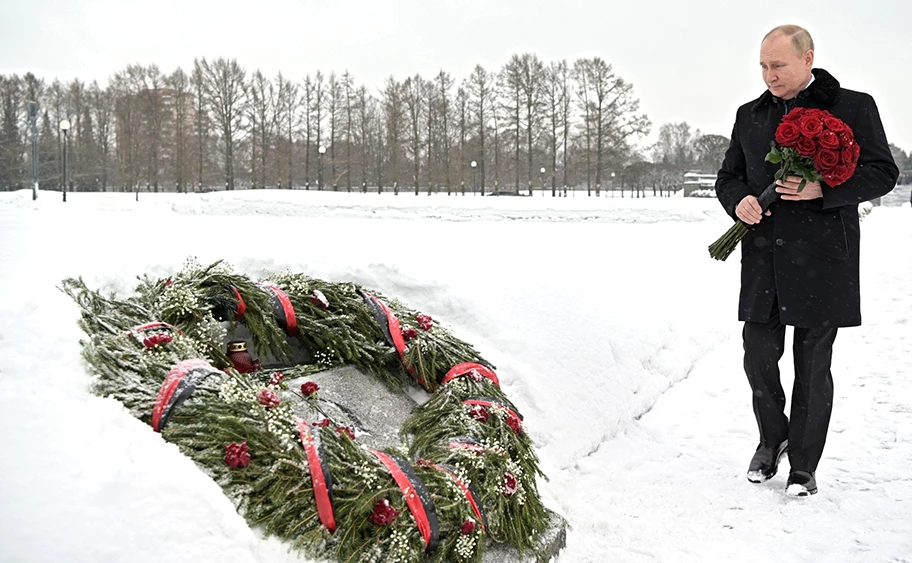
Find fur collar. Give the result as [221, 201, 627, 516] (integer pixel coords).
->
[751, 68, 841, 111]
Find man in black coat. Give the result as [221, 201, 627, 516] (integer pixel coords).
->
[715, 24, 898, 497]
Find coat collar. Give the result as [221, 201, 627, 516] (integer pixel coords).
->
[751, 68, 840, 112]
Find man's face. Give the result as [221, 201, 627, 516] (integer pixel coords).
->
[760, 33, 813, 100]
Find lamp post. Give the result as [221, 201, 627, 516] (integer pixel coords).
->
[611, 172, 616, 197]
[59, 119, 70, 202]
[318, 145, 326, 190]
[540, 167, 546, 197]
[470, 160, 477, 196]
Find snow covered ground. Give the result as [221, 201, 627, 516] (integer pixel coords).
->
[0, 188, 909, 563]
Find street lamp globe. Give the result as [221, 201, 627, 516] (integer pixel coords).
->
[59, 119, 70, 132]
[318, 145, 326, 155]
[540, 167, 546, 174]
[470, 160, 477, 168]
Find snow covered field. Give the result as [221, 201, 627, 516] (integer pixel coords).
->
[0, 188, 909, 563]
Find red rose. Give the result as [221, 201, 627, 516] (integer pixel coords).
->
[369, 498, 399, 526]
[822, 115, 846, 133]
[257, 388, 281, 409]
[502, 472, 518, 497]
[312, 418, 332, 427]
[461, 518, 477, 535]
[817, 130, 840, 150]
[782, 109, 802, 122]
[469, 404, 489, 422]
[301, 381, 320, 397]
[506, 416, 523, 435]
[824, 164, 853, 187]
[853, 143, 861, 159]
[838, 130, 855, 147]
[416, 458, 433, 468]
[799, 114, 824, 138]
[795, 136, 818, 157]
[336, 426, 355, 440]
[402, 327, 419, 341]
[775, 121, 801, 147]
[814, 149, 840, 171]
[416, 313, 433, 331]
[224, 441, 250, 468]
[840, 147, 855, 164]
[269, 371, 285, 386]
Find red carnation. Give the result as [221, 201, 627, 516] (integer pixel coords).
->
[301, 381, 320, 397]
[795, 136, 817, 157]
[336, 426, 355, 440]
[143, 333, 173, 349]
[467, 368, 484, 382]
[224, 441, 250, 468]
[502, 472, 518, 497]
[461, 518, 477, 535]
[823, 115, 846, 133]
[817, 129, 840, 150]
[416, 458, 433, 468]
[507, 416, 523, 435]
[799, 114, 824, 138]
[269, 371, 285, 386]
[313, 418, 332, 427]
[469, 404, 489, 422]
[774, 121, 801, 147]
[814, 149, 840, 172]
[257, 388, 281, 409]
[402, 327, 419, 341]
[369, 498, 399, 526]
[416, 313, 433, 331]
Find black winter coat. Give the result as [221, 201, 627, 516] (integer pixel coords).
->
[716, 68, 898, 328]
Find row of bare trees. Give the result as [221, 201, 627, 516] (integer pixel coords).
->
[0, 54, 731, 195]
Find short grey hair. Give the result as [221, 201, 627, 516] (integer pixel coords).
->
[763, 25, 815, 55]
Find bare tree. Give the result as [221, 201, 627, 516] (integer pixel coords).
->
[248, 70, 277, 189]
[466, 65, 494, 192]
[382, 76, 405, 193]
[275, 72, 299, 189]
[197, 57, 247, 190]
[0, 74, 23, 190]
[436, 71, 454, 194]
[327, 72, 341, 190]
[342, 71, 356, 192]
[455, 86, 468, 193]
[543, 61, 568, 195]
[402, 75, 426, 195]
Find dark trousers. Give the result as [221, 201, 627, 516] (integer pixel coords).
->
[743, 305, 838, 473]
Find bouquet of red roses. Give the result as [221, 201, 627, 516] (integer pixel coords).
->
[708, 107, 860, 261]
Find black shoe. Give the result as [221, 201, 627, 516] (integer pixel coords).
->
[746, 440, 788, 483]
[786, 471, 817, 497]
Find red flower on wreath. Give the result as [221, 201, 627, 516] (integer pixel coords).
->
[402, 327, 419, 341]
[469, 404, 489, 422]
[269, 371, 285, 386]
[369, 498, 399, 526]
[301, 381, 320, 397]
[461, 518, 477, 535]
[313, 418, 332, 427]
[416, 313, 433, 331]
[224, 441, 250, 468]
[335, 426, 355, 440]
[310, 289, 329, 309]
[503, 472, 518, 496]
[257, 388, 281, 409]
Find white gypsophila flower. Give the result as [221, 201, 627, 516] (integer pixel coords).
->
[456, 531, 477, 559]
[355, 462, 381, 490]
[387, 528, 414, 563]
[218, 378, 250, 404]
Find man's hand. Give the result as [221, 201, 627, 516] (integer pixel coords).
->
[776, 175, 823, 201]
[736, 195, 771, 224]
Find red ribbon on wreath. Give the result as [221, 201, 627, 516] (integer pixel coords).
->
[357, 291, 420, 382]
[297, 419, 337, 532]
[370, 449, 439, 552]
[126, 321, 183, 338]
[260, 283, 298, 336]
[231, 286, 247, 320]
[441, 362, 500, 388]
[427, 462, 487, 532]
[151, 359, 221, 432]
[448, 436, 488, 455]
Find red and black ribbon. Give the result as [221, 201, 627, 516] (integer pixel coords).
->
[370, 450, 439, 552]
[357, 290, 418, 380]
[232, 286, 247, 320]
[126, 321, 183, 338]
[428, 462, 487, 532]
[297, 419, 337, 532]
[151, 359, 221, 432]
[260, 283, 298, 336]
[441, 362, 500, 388]
[463, 397, 523, 425]
[448, 436, 488, 455]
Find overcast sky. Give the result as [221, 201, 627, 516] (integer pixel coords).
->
[2, 0, 910, 153]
